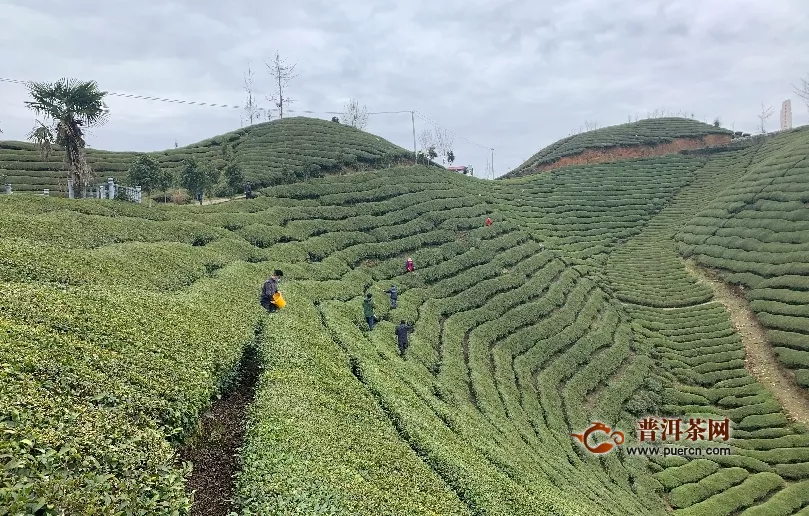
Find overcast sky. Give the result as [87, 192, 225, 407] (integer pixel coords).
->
[1, 0, 808, 177]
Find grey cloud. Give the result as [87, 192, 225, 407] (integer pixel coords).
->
[1, 0, 808, 175]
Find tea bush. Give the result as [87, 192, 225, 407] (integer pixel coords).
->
[3, 123, 809, 514]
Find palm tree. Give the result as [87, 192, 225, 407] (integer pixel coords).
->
[24, 78, 109, 197]
[27, 122, 54, 159]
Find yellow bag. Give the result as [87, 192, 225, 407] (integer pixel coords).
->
[272, 291, 286, 309]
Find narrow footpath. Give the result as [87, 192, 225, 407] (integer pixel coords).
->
[684, 259, 809, 427]
[177, 344, 260, 515]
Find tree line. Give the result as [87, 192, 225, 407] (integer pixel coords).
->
[127, 143, 245, 205]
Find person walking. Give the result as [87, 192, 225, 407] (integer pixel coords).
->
[405, 257, 415, 273]
[363, 293, 376, 330]
[384, 285, 399, 308]
[395, 320, 414, 357]
[260, 270, 284, 312]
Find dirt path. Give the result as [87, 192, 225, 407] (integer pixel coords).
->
[177, 344, 260, 515]
[178, 195, 247, 207]
[202, 195, 245, 205]
[683, 259, 809, 426]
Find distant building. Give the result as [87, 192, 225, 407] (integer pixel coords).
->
[447, 165, 470, 175]
[781, 100, 793, 131]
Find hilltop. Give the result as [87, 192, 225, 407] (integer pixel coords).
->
[0, 117, 413, 196]
[3, 119, 809, 515]
[503, 117, 734, 178]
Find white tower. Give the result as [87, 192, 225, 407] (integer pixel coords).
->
[781, 100, 793, 131]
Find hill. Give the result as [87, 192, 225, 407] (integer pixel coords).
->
[675, 125, 809, 390]
[503, 117, 734, 178]
[3, 128, 809, 515]
[0, 117, 413, 196]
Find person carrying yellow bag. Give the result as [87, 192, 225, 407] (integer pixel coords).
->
[260, 270, 285, 312]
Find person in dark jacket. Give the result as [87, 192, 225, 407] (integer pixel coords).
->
[395, 320, 414, 357]
[363, 293, 376, 330]
[384, 285, 398, 308]
[260, 270, 283, 312]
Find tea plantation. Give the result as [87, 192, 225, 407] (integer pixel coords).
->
[2, 121, 809, 515]
[505, 117, 733, 178]
[675, 126, 809, 390]
[0, 117, 412, 195]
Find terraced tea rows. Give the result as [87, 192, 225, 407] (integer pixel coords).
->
[218, 168, 673, 515]
[606, 140, 809, 515]
[675, 126, 809, 391]
[3, 122, 809, 515]
[492, 154, 704, 266]
[505, 117, 732, 178]
[0, 117, 412, 195]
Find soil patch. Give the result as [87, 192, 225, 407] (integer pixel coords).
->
[514, 134, 732, 176]
[683, 259, 809, 426]
[177, 344, 261, 515]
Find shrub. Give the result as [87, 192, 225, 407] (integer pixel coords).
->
[673, 472, 784, 516]
[171, 188, 190, 204]
[775, 462, 809, 479]
[668, 467, 748, 508]
[653, 459, 719, 490]
[738, 479, 809, 516]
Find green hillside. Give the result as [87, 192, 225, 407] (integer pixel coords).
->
[3, 126, 809, 515]
[504, 117, 734, 178]
[0, 117, 413, 196]
[675, 125, 809, 389]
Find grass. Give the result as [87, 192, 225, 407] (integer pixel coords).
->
[504, 117, 733, 178]
[0, 117, 414, 196]
[1, 122, 809, 514]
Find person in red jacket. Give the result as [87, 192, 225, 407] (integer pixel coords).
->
[405, 257, 415, 272]
[485, 217, 493, 226]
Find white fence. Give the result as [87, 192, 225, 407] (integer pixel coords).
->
[69, 178, 142, 203]
[2, 178, 142, 202]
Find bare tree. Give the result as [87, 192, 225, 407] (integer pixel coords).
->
[433, 127, 454, 165]
[795, 75, 809, 108]
[583, 120, 599, 131]
[341, 98, 369, 130]
[757, 102, 774, 134]
[243, 64, 263, 125]
[265, 51, 298, 119]
[418, 129, 434, 164]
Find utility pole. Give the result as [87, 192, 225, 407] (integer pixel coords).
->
[411, 111, 417, 164]
[491, 148, 494, 179]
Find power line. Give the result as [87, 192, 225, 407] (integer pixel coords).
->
[414, 111, 491, 150]
[2, 76, 493, 174]
[0, 76, 243, 109]
[0, 77, 412, 116]
[413, 111, 495, 178]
